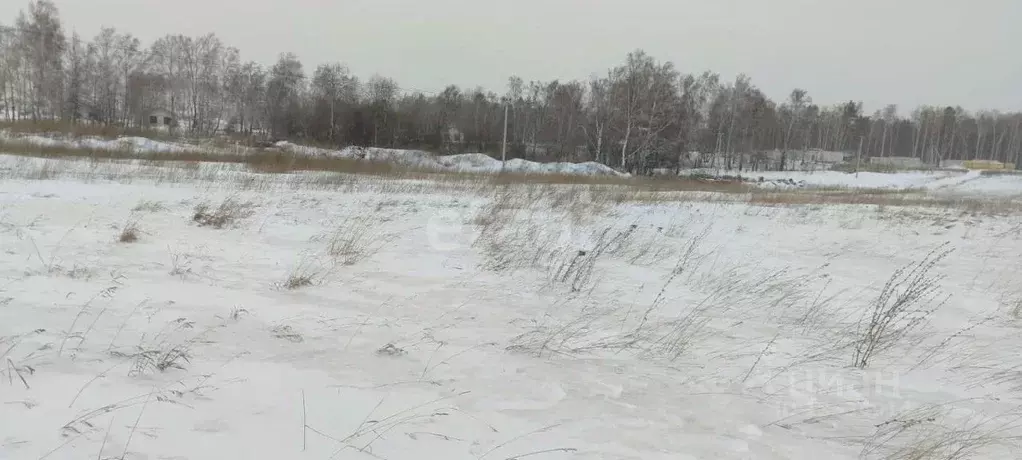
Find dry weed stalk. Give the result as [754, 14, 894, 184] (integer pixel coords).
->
[279, 256, 325, 290]
[861, 404, 1022, 460]
[304, 390, 468, 457]
[547, 225, 637, 292]
[470, 186, 522, 234]
[510, 229, 716, 360]
[853, 243, 953, 369]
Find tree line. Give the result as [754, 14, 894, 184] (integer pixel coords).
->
[2, 0, 1020, 172]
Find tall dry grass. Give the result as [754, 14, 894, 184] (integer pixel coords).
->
[861, 404, 1022, 460]
[0, 119, 173, 140]
[852, 244, 953, 369]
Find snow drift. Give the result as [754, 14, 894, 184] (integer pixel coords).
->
[272, 141, 626, 177]
[1, 132, 626, 177]
[2, 132, 196, 153]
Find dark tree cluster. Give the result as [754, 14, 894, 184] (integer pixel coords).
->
[3, 1, 1020, 172]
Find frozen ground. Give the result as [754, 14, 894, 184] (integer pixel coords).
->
[2, 158, 1022, 459]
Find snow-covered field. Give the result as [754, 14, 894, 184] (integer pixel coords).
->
[3, 157, 1022, 459]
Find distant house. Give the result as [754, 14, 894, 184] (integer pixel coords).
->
[73, 105, 102, 124]
[146, 108, 175, 130]
[445, 125, 464, 145]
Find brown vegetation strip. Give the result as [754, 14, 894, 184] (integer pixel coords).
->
[3, 135, 1020, 214]
[0, 137, 756, 192]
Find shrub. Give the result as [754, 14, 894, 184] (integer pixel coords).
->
[118, 221, 141, 243]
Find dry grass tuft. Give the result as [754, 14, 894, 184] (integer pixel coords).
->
[118, 220, 141, 243]
[109, 317, 205, 377]
[270, 324, 304, 342]
[132, 200, 166, 213]
[281, 270, 316, 290]
[277, 255, 328, 290]
[327, 215, 391, 266]
[282, 272, 315, 290]
[126, 343, 192, 375]
[192, 197, 256, 229]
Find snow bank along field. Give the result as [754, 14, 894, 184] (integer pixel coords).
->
[3, 140, 1022, 459]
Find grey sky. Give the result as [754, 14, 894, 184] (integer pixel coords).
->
[4, 0, 1020, 113]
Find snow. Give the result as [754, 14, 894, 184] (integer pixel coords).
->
[113, 136, 194, 153]
[1, 156, 1022, 459]
[271, 141, 625, 177]
[944, 172, 1022, 197]
[272, 141, 347, 158]
[713, 169, 963, 190]
[1, 132, 625, 177]
[434, 154, 622, 176]
[2, 133, 197, 154]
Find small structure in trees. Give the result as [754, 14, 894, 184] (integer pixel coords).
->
[145, 108, 175, 131]
[445, 125, 465, 145]
[73, 104, 102, 124]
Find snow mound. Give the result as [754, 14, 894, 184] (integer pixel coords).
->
[435, 153, 503, 172]
[272, 141, 625, 177]
[550, 160, 624, 176]
[443, 156, 625, 176]
[4, 133, 624, 177]
[3, 133, 194, 153]
[754, 178, 809, 189]
[272, 142, 436, 167]
[114, 136, 193, 153]
[271, 141, 338, 157]
[345, 146, 437, 167]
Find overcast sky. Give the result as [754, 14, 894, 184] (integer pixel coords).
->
[3, 0, 1019, 113]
